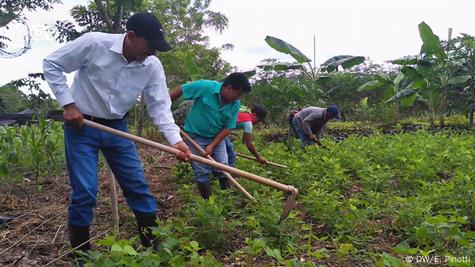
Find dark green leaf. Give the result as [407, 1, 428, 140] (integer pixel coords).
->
[418, 22, 446, 59]
[393, 240, 418, 255]
[265, 36, 310, 63]
[385, 88, 416, 103]
[401, 66, 424, 80]
[257, 62, 303, 71]
[411, 79, 426, 89]
[390, 55, 418, 65]
[448, 75, 471, 86]
[417, 58, 434, 67]
[375, 74, 392, 84]
[400, 94, 418, 107]
[321, 55, 365, 72]
[383, 87, 396, 101]
[184, 55, 201, 81]
[357, 80, 383, 92]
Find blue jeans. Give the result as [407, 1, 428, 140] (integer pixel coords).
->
[184, 134, 228, 185]
[292, 116, 315, 147]
[224, 137, 236, 167]
[64, 119, 157, 227]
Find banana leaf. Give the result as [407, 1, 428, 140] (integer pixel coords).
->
[418, 22, 446, 59]
[321, 55, 365, 72]
[265, 36, 310, 63]
[390, 55, 418, 65]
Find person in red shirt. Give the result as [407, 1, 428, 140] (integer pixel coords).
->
[224, 104, 268, 166]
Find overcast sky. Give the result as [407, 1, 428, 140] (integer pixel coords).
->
[1, 0, 474, 95]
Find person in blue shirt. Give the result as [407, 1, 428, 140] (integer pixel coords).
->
[225, 104, 268, 167]
[43, 13, 191, 251]
[170, 73, 251, 199]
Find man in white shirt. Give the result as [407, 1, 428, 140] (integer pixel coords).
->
[43, 12, 191, 251]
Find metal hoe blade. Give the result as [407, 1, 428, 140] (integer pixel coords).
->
[278, 186, 299, 223]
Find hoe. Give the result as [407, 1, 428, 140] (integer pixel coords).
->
[81, 119, 299, 222]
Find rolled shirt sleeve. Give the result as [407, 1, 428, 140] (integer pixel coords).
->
[144, 64, 182, 145]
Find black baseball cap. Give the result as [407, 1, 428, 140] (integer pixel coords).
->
[126, 12, 172, 52]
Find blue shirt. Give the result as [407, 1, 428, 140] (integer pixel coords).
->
[236, 121, 253, 133]
[182, 80, 240, 138]
[43, 32, 182, 145]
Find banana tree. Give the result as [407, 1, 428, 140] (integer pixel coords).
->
[450, 34, 475, 127]
[357, 72, 414, 122]
[260, 35, 365, 110]
[264, 36, 365, 81]
[388, 22, 470, 128]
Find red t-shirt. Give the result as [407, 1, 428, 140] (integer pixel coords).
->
[237, 112, 254, 123]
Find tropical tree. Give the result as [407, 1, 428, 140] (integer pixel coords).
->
[243, 35, 365, 121]
[319, 64, 390, 118]
[449, 34, 475, 127]
[52, 0, 148, 43]
[264, 36, 365, 80]
[0, 73, 59, 114]
[357, 71, 415, 122]
[0, 83, 27, 114]
[1, 0, 60, 57]
[0, 0, 59, 27]
[388, 22, 470, 128]
[148, 0, 231, 85]
[243, 76, 326, 123]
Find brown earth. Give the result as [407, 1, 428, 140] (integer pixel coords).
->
[0, 145, 182, 266]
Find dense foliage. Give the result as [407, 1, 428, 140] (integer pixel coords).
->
[74, 126, 474, 266]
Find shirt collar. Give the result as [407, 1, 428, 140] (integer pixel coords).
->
[109, 33, 154, 66]
[109, 34, 125, 55]
[217, 94, 239, 111]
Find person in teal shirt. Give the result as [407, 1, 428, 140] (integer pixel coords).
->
[170, 73, 251, 199]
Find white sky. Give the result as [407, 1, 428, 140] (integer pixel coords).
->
[207, 0, 475, 70]
[1, 0, 474, 95]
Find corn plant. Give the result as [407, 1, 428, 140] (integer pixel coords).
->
[0, 117, 64, 186]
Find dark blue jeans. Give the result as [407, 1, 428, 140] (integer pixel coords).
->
[224, 137, 236, 167]
[64, 119, 157, 227]
[184, 134, 228, 186]
[292, 116, 316, 147]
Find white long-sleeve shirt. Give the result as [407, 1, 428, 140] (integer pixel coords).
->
[43, 32, 182, 145]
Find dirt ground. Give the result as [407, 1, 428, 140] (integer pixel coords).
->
[0, 145, 182, 266]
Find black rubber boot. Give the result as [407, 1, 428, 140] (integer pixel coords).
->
[69, 224, 91, 251]
[219, 178, 231, 190]
[134, 211, 158, 248]
[197, 182, 211, 199]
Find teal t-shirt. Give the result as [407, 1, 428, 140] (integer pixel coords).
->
[182, 80, 240, 138]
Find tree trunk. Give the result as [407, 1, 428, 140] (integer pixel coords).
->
[429, 106, 436, 129]
[439, 94, 446, 128]
[394, 103, 400, 122]
[94, 0, 114, 31]
[470, 109, 474, 128]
